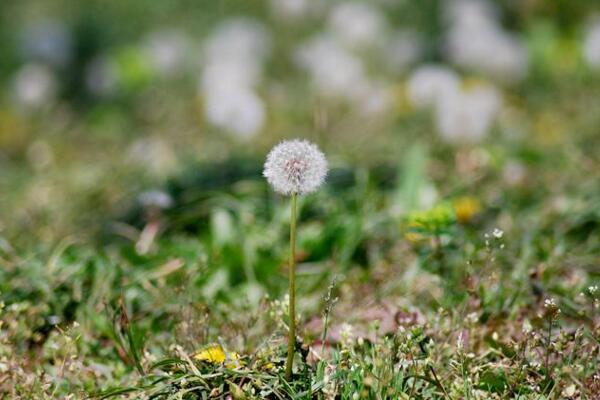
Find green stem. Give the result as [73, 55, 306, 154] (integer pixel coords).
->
[285, 192, 298, 381]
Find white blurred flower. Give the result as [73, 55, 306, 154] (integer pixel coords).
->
[203, 87, 265, 138]
[503, 161, 526, 186]
[353, 81, 394, 116]
[85, 55, 119, 97]
[12, 63, 57, 108]
[444, 0, 528, 81]
[296, 35, 393, 114]
[270, 0, 314, 21]
[138, 190, 173, 209]
[127, 137, 177, 177]
[202, 61, 259, 94]
[406, 65, 460, 109]
[20, 20, 72, 67]
[263, 139, 328, 196]
[296, 35, 366, 98]
[144, 30, 191, 76]
[435, 83, 502, 143]
[384, 30, 423, 72]
[328, 2, 386, 49]
[201, 19, 270, 138]
[204, 19, 270, 66]
[583, 20, 600, 69]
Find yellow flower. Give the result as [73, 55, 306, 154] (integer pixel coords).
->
[194, 344, 226, 363]
[453, 197, 481, 224]
[404, 221, 426, 243]
[194, 344, 243, 368]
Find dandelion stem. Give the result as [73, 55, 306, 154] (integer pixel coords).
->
[285, 192, 298, 381]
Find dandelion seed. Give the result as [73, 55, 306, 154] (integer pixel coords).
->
[263, 139, 328, 196]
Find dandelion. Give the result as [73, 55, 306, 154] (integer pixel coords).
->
[452, 196, 481, 224]
[435, 83, 502, 143]
[194, 344, 242, 369]
[270, 0, 313, 21]
[406, 65, 460, 109]
[443, 0, 528, 81]
[328, 2, 386, 49]
[201, 18, 270, 138]
[583, 20, 600, 69]
[263, 139, 327, 380]
[13, 63, 57, 108]
[263, 139, 328, 196]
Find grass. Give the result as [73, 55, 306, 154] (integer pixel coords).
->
[2, 137, 600, 398]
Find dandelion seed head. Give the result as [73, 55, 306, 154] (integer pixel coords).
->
[263, 139, 327, 196]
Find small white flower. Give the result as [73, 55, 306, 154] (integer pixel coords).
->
[544, 298, 557, 309]
[492, 228, 504, 239]
[263, 139, 327, 196]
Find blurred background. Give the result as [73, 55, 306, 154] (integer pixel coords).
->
[1, 0, 599, 257]
[2, 1, 600, 394]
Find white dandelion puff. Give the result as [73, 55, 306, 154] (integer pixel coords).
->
[583, 20, 600, 69]
[328, 2, 386, 49]
[263, 139, 327, 196]
[406, 64, 460, 109]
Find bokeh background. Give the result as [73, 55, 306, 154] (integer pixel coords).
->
[2, 0, 600, 396]
[1, 0, 599, 243]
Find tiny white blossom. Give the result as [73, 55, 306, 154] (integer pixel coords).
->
[492, 228, 504, 239]
[264, 139, 327, 196]
[544, 298, 559, 311]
